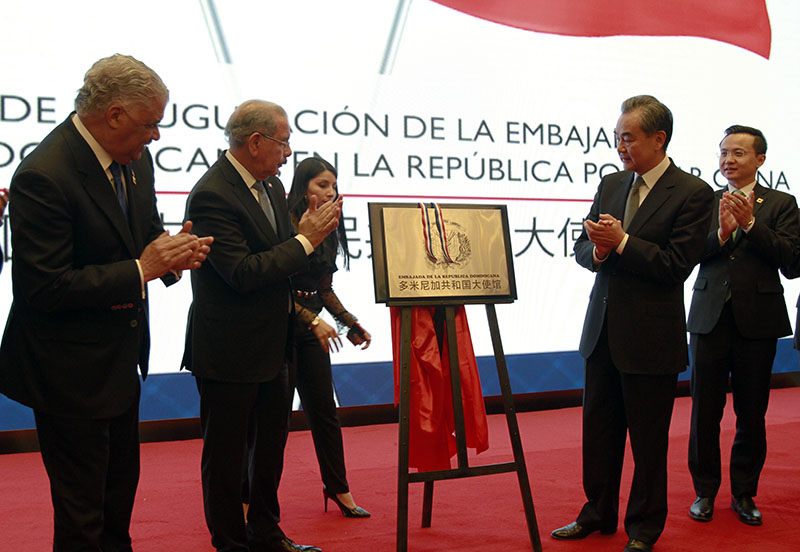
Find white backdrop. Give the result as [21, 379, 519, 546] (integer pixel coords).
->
[1, 0, 798, 375]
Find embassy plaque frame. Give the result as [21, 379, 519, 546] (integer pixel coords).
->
[368, 203, 517, 305]
[369, 202, 540, 552]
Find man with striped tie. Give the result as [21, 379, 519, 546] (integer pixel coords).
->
[0, 54, 211, 551]
[183, 100, 341, 552]
[686, 125, 799, 527]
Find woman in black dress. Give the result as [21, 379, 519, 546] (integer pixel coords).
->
[287, 156, 371, 518]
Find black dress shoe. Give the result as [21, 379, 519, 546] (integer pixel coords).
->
[731, 496, 762, 526]
[551, 521, 615, 540]
[275, 538, 322, 552]
[623, 538, 653, 552]
[688, 496, 714, 521]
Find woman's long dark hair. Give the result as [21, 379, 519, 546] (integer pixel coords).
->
[287, 156, 351, 270]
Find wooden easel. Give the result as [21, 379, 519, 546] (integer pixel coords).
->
[395, 303, 542, 552]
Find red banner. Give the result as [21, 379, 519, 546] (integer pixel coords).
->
[433, 0, 771, 59]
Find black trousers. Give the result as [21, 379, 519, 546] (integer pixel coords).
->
[577, 320, 678, 545]
[197, 372, 290, 552]
[292, 326, 349, 495]
[34, 396, 140, 552]
[688, 301, 775, 499]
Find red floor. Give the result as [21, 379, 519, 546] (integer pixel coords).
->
[1, 388, 798, 551]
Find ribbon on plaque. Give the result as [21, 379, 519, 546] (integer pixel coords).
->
[419, 202, 455, 263]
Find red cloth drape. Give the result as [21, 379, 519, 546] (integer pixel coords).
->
[390, 306, 489, 472]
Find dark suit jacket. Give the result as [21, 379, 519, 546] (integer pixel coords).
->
[1, 195, 5, 273]
[0, 115, 169, 419]
[182, 154, 309, 382]
[575, 160, 714, 374]
[687, 185, 798, 339]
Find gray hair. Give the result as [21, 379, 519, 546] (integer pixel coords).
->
[74, 54, 168, 116]
[621, 95, 673, 150]
[225, 100, 286, 148]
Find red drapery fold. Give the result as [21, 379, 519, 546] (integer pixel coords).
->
[391, 306, 489, 472]
[433, 0, 772, 59]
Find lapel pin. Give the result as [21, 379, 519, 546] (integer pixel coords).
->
[131, 171, 137, 186]
[756, 197, 764, 203]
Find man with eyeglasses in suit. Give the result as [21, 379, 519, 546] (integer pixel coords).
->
[0, 54, 211, 552]
[686, 125, 799, 527]
[183, 100, 341, 552]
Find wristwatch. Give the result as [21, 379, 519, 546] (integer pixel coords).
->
[309, 316, 320, 329]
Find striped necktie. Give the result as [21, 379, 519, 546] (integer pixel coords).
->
[110, 161, 128, 220]
[256, 180, 277, 231]
[731, 189, 748, 241]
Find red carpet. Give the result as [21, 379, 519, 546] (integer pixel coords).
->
[1, 388, 799, 551]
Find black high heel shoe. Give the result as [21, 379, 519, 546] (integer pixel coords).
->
[323, 487, 371, 518]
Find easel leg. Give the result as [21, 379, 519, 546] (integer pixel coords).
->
[421, 481, 433, 527]
[397, 307, 412, 552]
[486, 304, 543, 552]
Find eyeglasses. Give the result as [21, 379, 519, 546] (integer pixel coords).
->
[121, 105, 160, 131]
[718, 149, 753, 159]
[257, 132, 290, 152]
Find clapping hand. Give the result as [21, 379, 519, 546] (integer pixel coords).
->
[297, 195, 342, 248]
[139, 221, 213, 281]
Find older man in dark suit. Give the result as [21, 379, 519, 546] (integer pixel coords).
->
[552, 95, 714, 552]
[183, 100, 340, 552]
[0, 54, 211, 552]
[686, 126, 799, 526]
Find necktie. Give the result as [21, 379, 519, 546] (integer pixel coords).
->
[724, 188, 748, 302]
[623, 176, 644, 230]
[731, 189, 747, 241]
[256, 180, 277, 231]
[110, 161, 128, 220]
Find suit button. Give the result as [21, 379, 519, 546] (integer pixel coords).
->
[729, 255, 735, 261]
[722, 280, 728, 286]
[603, 297, 607, 304]
[130, 320, 138, 328]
